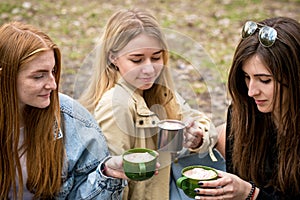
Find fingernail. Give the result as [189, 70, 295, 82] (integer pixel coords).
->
[194, 189, 200, 193]
[198, 182, 203, 186]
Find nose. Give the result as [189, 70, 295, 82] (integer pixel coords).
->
[247, 80, 260, 97]
[141, 60, 155, 74]
[45, 74, 57, 90]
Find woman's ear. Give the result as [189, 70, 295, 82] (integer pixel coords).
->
[108, 52, 119, 71]
[108, 52, 117, 65]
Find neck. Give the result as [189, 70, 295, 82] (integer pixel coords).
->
[136, 89, 143, 96]
[272, 110, 280, 129]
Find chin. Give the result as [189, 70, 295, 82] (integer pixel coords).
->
[139, 84, 154, 90]
[37, 102, 51, 109]
[257, 107, 272, 113]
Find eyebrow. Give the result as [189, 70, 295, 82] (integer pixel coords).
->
[30, 68, 55, 74]
[129, 50, 163, 56]
[33, 69, 49, 72]
[243, 71, 272, 77]
[254, 74, 272, 77]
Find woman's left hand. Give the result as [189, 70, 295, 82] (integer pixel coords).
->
[183, 119, 204, 149]
[194, 171, 255, 200]
[103, 156, 128, 179]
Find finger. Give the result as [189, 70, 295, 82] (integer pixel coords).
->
[154, 162, 161, 175]
[184, 133, 195, 143]
[215, 170, 226, 178]
[184, 133, 194, 141]
[183, 118, 195, 128]
[185, 126, 203, 138]
[105, 166, 128, 179]
[194, 186, 224, 197]
[156, 162, 161, 169]
[106, 156, 123, 170]
[198, 178, 220, 186]
[185, 128, 201, 139]
[183, 140, 193, 148]
[184, 139, 200, 149]
[185, 133, 202, 148]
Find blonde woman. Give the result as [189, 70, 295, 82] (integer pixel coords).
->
[79, 9, 220, 200]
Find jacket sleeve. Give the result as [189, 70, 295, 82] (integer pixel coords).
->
[175, 92, 219, 161]
[63, 158, 126, 200]
[58, 93, 126, 199]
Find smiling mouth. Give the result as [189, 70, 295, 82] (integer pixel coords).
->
[139, 77, 154, 82]
[40, 94, 51, 98]
[255, 100, 267, 105]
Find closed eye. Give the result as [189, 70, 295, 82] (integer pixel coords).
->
[33, 73, 44, 79]
[151, 56, 161, 61]
[131, 59, 142, 63]
[260, 79, 271, 84]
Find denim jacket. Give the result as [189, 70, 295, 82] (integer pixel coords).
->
[56, 93, 126, 199]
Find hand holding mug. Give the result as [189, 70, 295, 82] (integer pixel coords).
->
[176, 165, 218, 198]
[183, 119, 204, 149]
[103, 155, 128, 179]
[194, 171, 257, 200]
[122, 148, 160, 181]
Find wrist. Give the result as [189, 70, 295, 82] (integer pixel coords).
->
[245, 181, 256, 200]
[100, 163, 108, 175]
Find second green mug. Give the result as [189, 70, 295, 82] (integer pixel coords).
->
[176, 165, 218, 198]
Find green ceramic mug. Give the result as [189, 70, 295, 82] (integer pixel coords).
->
[122, 148, 158, 181]
[176, 165, 218, 198]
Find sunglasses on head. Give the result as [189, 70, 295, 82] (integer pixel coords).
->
[242, 21, 277, 47]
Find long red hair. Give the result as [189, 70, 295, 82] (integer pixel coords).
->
[0, 22, 64, 199]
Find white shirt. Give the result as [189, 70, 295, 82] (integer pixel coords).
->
[8, 127, 34, 199]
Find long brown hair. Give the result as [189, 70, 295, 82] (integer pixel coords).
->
[79, 8, 181, 120]
[0, 22, 64, 199]
[228, 17, 300, 194]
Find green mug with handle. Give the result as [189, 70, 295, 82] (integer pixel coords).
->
[122, 148, 158, 181]
[176, 165, 218, 198]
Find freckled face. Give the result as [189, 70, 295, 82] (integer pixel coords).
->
[113, 34, 164, 91]
[242, 55, 275, 113]
[17, 50, 57, 111]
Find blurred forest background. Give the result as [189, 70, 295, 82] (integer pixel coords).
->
[1, 0, 299, 125]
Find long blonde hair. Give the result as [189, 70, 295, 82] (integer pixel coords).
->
[0, 22, 64, 199]
[79, 8, 181, 119]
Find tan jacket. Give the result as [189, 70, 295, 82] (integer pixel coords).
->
[94, 79, 218, 200]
